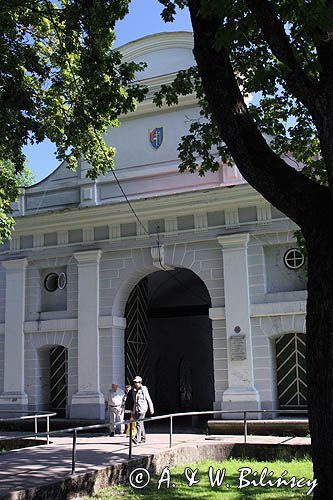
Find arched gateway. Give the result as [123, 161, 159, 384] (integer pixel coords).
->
[124, 268, 215, 414]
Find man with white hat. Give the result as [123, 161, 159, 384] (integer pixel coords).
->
[131, 375, 154, 444]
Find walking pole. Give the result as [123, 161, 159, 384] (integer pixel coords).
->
[169, 415, 173, 448]
[71, 429, 77, 475]
[129, 419, 133, 459]
[46, 415, 50, 445]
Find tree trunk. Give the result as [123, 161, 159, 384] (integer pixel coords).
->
[187, 4, 333, 496]
[305, 225, 333, 499]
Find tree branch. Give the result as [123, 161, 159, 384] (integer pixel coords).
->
[188, 0, 330, 229]
[245, 0, 322, 119]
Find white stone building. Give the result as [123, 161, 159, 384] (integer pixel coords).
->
[0, 32, 307, 420]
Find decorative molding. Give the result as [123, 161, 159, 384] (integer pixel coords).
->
[82, 187, 93, 201]
[74, 249, 101, 265]
[250, 301, 306, 318]
[57, 230, 68, 245]
[80, 184, 97, 206]
[13, 185, 267, 234]
[256, 204, 272, 225]
[98, 315, 127, 329]
[225, 208, 240, 228]
[33, 233, 44, 248]
[1, 258, 27, 271]
[209, 307, 226, 320]
[194, 213, 208, 230]
[109, 224, 120, 239]
[120, 31, 194, 62]
[136, 219, 148, 238]
[24, 318, 78, 333]
[83, 227, 94, 242]
[217, 233, 250, 251]
[9, 236, 20, 251]
[151, 245, 174, 270]
[126, 93, 197, 117]
[165, 217, 178, 233]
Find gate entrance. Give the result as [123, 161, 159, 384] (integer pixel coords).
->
[125, 269, 214, 414]
[125, 278, 150, 387]
[276, 333, 307, 410]
[50, 346, 68, 417]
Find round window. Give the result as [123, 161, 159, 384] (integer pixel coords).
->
[58, 272, 67, 290]
[283, 248, 305, 270]
[44, 273, 59, 292]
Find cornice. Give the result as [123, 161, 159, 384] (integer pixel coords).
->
[123, 92, 197, 118]
[119, 31, 194, 62]
[13, 184, 266, 234]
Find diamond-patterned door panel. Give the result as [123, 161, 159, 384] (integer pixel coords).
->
[50, 346, 68, 417]
[276, 333, 307, 409]
[125, 278, 150, 387]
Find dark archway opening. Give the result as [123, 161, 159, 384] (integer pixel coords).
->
[125, 268, 214, 415]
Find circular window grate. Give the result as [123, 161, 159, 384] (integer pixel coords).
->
[44, 273, 59, 292]
[44, 272, 67, 292]
[58, 272, 67, 290]
[283, 248, 305, 270]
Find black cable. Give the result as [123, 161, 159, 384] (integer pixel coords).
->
[44, 2, 211, 306]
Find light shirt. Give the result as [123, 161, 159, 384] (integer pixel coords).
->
[107, 387, 125, 407]
[133, 385, 154, 414]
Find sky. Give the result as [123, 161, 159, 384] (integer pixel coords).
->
[23, 0, 192, 183]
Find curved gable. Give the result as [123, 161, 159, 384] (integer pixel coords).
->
[120, 31, 195, 80]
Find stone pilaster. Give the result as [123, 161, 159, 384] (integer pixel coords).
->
[70, 250, 104, 419]
[0, 258, 28, 413]
[111, 316, 126, 386]
[217, 234, 261, 417]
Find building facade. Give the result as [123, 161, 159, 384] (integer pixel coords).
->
[0, 32, 307, 420]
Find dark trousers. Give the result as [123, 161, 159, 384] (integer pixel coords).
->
[135, 411, 146, 442]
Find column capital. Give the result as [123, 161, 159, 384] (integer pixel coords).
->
[74, 249, 101, 265]
[217, 233, 249, 250]
[1, 258, 27, 271]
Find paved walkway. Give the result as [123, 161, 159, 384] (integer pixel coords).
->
[0, 432, 311, 497]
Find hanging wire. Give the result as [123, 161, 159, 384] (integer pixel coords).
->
[43, 0, 150, 237]
[40, 2, 212, 306]
[156, 227, 210, 306]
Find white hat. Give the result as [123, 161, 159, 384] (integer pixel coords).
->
[133, 375, 142, 383]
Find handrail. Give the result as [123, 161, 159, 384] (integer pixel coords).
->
[0, 408, 309, 475]
[0, 411, 56, 444]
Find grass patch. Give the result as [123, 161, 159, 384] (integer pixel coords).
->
[84, 458, 315, 499]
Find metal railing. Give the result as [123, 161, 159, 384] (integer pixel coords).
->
[0, 408, 308, 475]
[0, 411, 57, 445]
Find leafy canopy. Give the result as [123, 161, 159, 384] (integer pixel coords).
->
[0, 161, 35, 241]
[0, 0, 147, 178]
[0, 0, 150, 241]
[155, 0, 328, 189]
[1, 0, 330, 247]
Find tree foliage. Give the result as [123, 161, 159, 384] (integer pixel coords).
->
[0, 0, 147, 178]
[0, 0, 150, 240]
[156, 0, 329, 190]
[2, 1, 333, 497]
[0, 161, 35, 241]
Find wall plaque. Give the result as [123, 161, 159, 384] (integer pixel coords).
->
[230, 334, 247, 361]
